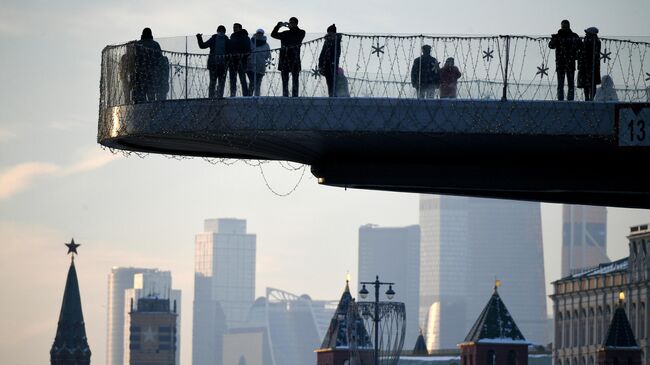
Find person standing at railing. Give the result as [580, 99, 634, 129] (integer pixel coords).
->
[439, 57, 461, 99]
[578, 27, 601, 101]
[549, 20, 581, 101]
[410, 45, 440, 99]
[271, 17, 306, 97]
[133, 27, 163, 103]
[227, 23, 251, 96]
[247, 29, 272, 96]
[319, 24, 342, 97]
[197, 25, 229, 98]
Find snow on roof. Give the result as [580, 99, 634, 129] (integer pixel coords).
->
[565, 258, 628, 279]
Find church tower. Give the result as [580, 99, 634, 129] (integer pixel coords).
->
[597, 292, 642, 365]
[50, 239, 92, 365]
[458, 282, 528, 365]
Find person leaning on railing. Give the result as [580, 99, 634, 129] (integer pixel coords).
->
[196, 25, 229, 99]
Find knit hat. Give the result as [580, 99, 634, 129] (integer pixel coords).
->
[256, 28, 264, 34]
[585, 27, 599, 34]
[327, 24, 337, 33]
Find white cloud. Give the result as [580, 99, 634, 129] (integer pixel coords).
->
[0, 148, 119, 200]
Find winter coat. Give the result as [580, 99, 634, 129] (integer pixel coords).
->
[578, 34, 601, 88]
[271, 24, 306, 71]
[247, 34, 271, 75]
[197, 33, 228, 69]
[594, 75, 618, 102]
[439, 65, 462, 98]
[410, 54, 440, 87]
[227, 29, 252, 55]
[318, 34, 342, 75]
[549, 28, 581, 71]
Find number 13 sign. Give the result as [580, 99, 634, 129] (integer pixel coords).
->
[617, 103, 650, 147]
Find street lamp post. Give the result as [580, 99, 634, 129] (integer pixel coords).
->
[359, 275, 395, 365]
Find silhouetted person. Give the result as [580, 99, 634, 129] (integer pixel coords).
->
[319, 24, 342, 97]
[119, 41, 137, 103]
[133, 27, 164, 103]
[549, 20, 581, 101]
[335, 67, 350, 97]
[410, 45, 440, 99]
[247, 29, 272, 96]
[578, 27, 601, 101]
[594, 75, 618, 102]
[439, 57, 462, 98]
[271, 17, 306, 97]
[197, 25, 229, 98]
[227, 23, 251, 96]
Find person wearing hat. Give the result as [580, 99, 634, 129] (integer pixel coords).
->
[578, 27, 601, 101]
[549, 20, 581, 101]
[410, 44, 440, 99]
[318, 24, 343, 97]
[197, 25, 229, 98]
[246, 28, 272, 96]
[133, 27, 165, 103]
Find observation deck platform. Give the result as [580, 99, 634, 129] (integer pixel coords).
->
[98, 34, 650, 208]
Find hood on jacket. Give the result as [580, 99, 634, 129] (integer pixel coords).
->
[252, 33, 267, 47]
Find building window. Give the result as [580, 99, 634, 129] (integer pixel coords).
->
[573, 310, 579, 346]
[565, 311, 572, 348]
[580, 309, 587, 346]
[631, 303, 637, 335]
[487, 350, 496, 365]
[640, 303, 645, 338]
[557, 312, 564, 348]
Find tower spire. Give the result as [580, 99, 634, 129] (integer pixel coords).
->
[51, 239, 91, 364]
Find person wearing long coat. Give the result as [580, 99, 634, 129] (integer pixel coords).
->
[271, 17, 306, 97]
[246, 29, 272, 96]
[318, 24, 342, 97]
[439, 57, 462, 99]
[578, 27, 601, 101]
[133, 28, 163, 103]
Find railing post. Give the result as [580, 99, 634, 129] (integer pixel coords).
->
[501, 35, 510, 101]
[185, 36, 189, 99]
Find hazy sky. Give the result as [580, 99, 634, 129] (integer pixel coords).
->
[1, 1, 650, 364]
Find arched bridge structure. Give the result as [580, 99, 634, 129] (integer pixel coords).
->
[98, 34, 650, 208]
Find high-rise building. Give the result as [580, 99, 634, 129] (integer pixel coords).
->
[358, 224, 420, 347]
[419, 195, 547, 349]
[124, 271, 181, 365]
[129, 297, 178, 365]
[107, 267, 181, 365]
[193, 218, 256, 365]
[562, 205, 608, 277]
[51, 240, 91, 365]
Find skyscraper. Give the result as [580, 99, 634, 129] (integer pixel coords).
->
[128, 297, 178, 365]
[419, 195, 547, 349]
[562, 205, 608, 276]
[358, 224, 421, 347]
[193, 218, 256, 365]
[123, 271, 181, 365]
[107, 267, 181, 365]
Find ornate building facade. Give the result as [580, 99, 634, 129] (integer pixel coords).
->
[551, 224, 650, 365]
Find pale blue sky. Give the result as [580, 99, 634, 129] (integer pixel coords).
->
[1, 1, 650, 364]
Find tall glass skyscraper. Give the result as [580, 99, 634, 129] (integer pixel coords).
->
[192, 218, 256, 365]
[358, 224, 420, 347]
[419, 195, 547, 349]
[561, 205, 608, 277]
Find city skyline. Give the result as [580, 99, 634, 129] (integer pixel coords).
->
[1, 1, 650, 364]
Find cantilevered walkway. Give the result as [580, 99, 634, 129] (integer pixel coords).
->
[98, 34, 650, 208]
